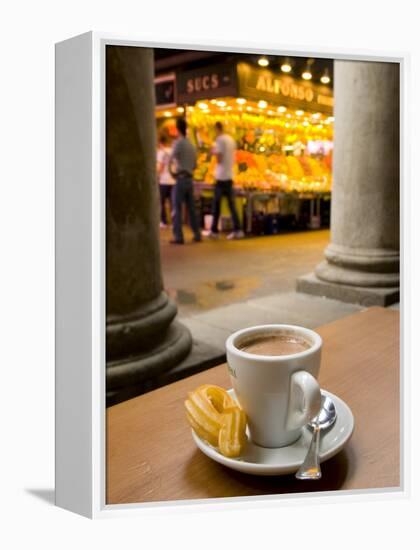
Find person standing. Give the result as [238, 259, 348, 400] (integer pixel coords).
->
[169, 118, 201, 244]
[156, 133, 175, 228]
[205, 121, 244, 239]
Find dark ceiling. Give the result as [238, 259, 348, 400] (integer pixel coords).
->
[153, 48, 334, 85]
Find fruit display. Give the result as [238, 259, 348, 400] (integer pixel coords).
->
[185, 384, 247, 458]
[185, 98, 333, 194]
[193, 149, 332, 193]
[157, 97, 333, 194]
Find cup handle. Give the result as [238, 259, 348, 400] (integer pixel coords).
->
[286, 371, 321, 431]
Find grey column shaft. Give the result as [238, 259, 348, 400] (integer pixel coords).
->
[315, 60, 399, 288]
[106, 46, 192, 404]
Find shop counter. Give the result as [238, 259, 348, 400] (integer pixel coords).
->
[193, 182, 331, 233]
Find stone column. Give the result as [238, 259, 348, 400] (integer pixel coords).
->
[106, 46, 192, 405]
[297, 60, 399, 306]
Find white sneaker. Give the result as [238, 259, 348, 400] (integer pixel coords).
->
[160, 222, 168, 229]
[202, 230, 219, 239]
[227, 230, 245, 240]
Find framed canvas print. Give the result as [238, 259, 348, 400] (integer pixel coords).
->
[55, 32, 406, 518]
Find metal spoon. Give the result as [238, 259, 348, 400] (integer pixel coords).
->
[295, 393, 337, 480]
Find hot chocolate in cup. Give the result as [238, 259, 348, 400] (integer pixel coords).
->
[239, 331, 311, 356]
[226, 324, 322, 448]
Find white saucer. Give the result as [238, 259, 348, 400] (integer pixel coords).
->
[191, 389, 354, 476]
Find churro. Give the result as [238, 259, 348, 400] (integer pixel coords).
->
[185, 384, 247, 457]
[218, 406, 247, 458]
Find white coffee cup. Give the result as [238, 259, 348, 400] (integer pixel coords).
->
[226, 324, 322, 448]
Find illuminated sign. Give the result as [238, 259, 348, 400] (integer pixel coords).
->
[177, 64, 237, 104]
[237, 62, 333, 114]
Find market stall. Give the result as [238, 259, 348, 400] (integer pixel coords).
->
[155, 61, 334, 234]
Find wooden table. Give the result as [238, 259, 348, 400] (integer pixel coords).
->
[106, 307, 400, 504]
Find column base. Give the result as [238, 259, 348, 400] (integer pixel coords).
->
[107, 339, 225, 407]
[315, 257, 399, 288]
[296, 272, 399, 307]
[106, 292, 178, 361]
[106, 320, 192, 405]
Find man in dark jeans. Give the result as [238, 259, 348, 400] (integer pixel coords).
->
[169, 118, 201, 244]
[206, 122, 244, 240]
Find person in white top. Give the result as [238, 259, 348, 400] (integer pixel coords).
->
[156, 133, 175, 228]
[205, 122, 244, 239]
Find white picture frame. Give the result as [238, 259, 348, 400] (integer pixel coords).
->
[55, 31, 408, 518]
